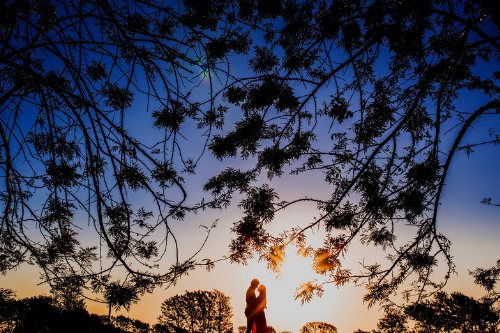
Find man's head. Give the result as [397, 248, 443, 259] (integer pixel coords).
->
[250, 278, 260, 289]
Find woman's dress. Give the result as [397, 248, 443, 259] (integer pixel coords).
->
[252, 292, 268, 333]
[253, 311, 267, 333]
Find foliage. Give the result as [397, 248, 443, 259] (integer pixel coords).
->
[374, 307, 409, 333]
[373, 291, 500, 333]
[470, 259, 500, 304]
[300, 321, 337, 333]
[0, 288, 17, 333]
[157, 289, 233, 333]
[0, 0, 252, 308]
[1, 0, 500, 311]
[0, 289, 136, 333]
[103, 281, 141, 320]
[406, 291, 499, 332]
[111, 315, 151, 333]
[203, 0, 500, 307]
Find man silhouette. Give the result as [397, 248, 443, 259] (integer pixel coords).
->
[245, 278, 260, 333]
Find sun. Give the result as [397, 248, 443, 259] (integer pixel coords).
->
[279, 252, 319, 291]
[242, 250, 332, 331]
[246, 249, 318, 294]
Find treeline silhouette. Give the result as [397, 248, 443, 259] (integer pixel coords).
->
[0, 288, 148, 333]
[1, 288, 498, 332]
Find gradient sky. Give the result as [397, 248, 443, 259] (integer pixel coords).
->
[3, 131, 500, 333]
[2, 3, 500, 333]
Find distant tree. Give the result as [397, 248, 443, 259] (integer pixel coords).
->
[374, 291, 500, 332]
[154, 323, 176, 333]
[406, 291, 499, 332]
[12, 296, 67, 333]
[373, 307, 409, 333]
[279, 331, 293, 333]
[268, 326, 277, 333]
[353, 330, 371, 333]
[238, 326, 247, 333]
[0, 293, 124, 333]
[0, 288, 17, 332]
[158, 290, 233, 333]
[300, 321, 338, 333]
[112, 315, 151, 333]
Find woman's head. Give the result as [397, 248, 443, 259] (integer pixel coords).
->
[258, 284, 266, 293]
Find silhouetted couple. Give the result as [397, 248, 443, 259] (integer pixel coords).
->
[245, 279, 268, 333]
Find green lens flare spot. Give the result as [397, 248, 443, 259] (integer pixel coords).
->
[197, 58, 210, 78]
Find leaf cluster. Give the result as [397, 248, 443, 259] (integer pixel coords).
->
[157, 289, 233, 333]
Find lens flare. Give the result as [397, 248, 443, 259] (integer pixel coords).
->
[197, 58, 210, 79]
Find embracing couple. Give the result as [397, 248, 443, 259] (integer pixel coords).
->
[245, 279, 268, 333]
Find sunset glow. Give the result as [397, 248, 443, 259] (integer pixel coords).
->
[2, 1, 500, 333]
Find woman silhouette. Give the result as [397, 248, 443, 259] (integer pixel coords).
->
[245, 279, 259, 333]
[253, 285, 268, 333]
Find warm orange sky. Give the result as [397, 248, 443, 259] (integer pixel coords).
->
[3, 148, 500, 333]
[2, 229, 497, 333]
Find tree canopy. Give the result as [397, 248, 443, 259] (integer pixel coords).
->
[0, 0, 253, 307]
[157, 289, 233, 333]
[0, 288, 132, 333]
[300, 321, 338, 333]
[211, 0, 500, 307]
[406, 291, 499, 332]
[373, 291, 500, 332]
[1, 0, 500, 309]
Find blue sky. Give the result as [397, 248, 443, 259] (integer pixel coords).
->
[2, 2, 500, 333]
